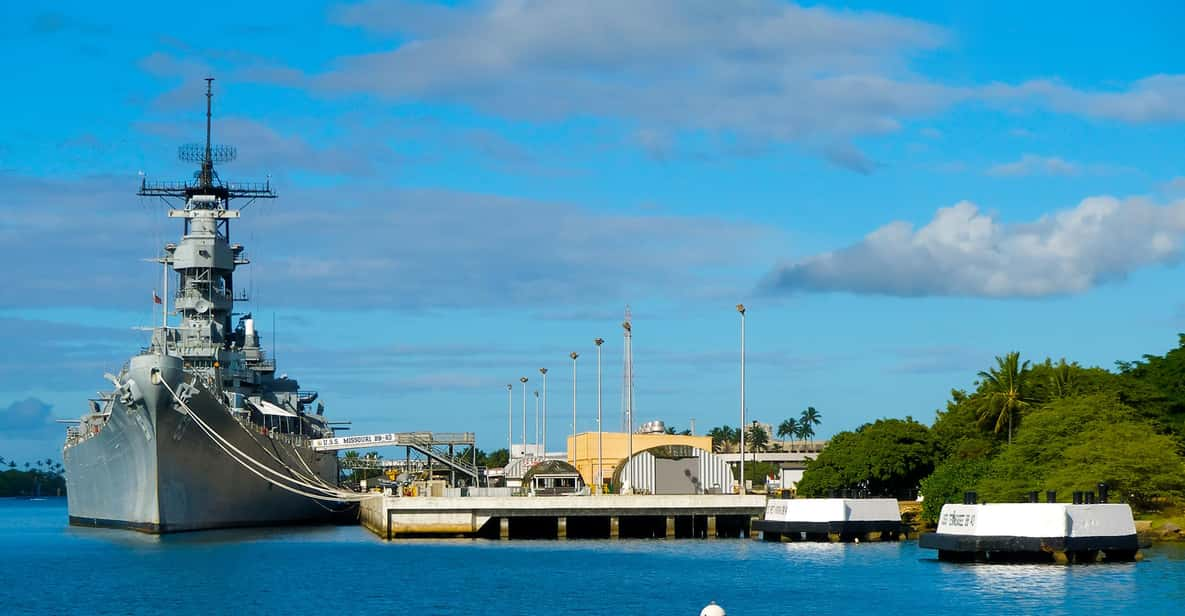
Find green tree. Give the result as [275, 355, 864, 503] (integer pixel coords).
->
[977, 394, 1185, 508]
[799, 407, 821, 447]
[1116, 334, 1185, 436]
[777, 418, 799, 451]
[972, 352, 1033, 444]
[476, 448, 510, 468]
[918, 458, 991, 525]
[708, 426, 738, 453]
[747, 423, 769, 460]
[797, 418, 937, 498]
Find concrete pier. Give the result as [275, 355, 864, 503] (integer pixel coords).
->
[361, 494, 766, 540]
[753, 498, 903, 543]
[919, 503, 1141, 563]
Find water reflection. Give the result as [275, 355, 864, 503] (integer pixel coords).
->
[64, 521, 361, 548]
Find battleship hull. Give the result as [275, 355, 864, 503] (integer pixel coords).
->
[64, 355, 345, 533]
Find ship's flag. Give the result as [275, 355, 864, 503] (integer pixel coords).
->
[153, 290, 162, 305]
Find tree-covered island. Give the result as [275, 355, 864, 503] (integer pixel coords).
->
[795, 337, 1185, 527]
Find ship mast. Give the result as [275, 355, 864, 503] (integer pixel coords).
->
[201, 77, 214, 190]
[138, 78, 277, 363]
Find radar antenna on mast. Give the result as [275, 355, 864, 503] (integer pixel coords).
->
[138, 77, 275, 207]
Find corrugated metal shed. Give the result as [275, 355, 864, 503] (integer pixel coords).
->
[612, 446, 735, 494]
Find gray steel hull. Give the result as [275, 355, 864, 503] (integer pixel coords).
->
[64, 355, 344, 533]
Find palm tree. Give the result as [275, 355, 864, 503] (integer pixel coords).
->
[708, 426, 728, 453]
[973, 351, 1033, 444]
[0, 456, 7, 467]
[799, 406, 822, 449]
[747, 423, 769, 462]
[777, 418, 799, 452]
[1046, 358, 1078, 400]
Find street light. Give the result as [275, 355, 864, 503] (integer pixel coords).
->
[570, 352, 579, 469]
[737, 303, 746, 495]
[506, 384, 512, 457]
[520, 377, 528, 458]
[623, 319, 633, 493]
[540, 368, 548, 455]
[595, 337, 604, 495]
[534, 390, 540, 451]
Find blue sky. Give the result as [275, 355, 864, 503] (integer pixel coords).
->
[2, 1, 1185, 461]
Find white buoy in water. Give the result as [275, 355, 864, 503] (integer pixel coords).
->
[700, 601, 726, 616]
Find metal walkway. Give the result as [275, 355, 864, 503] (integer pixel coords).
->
[312, 432, 478, 483]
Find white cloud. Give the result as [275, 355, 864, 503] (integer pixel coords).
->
[989, 75, 1185, 123]
[1, 172, 773, 310]
[764, 196, 1185, 297]
[315, 0, 954, 172]
[138, 3, 1185, 173]
[987, 154, 1077, 177]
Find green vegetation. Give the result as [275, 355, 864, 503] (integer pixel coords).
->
[0, 458, 66, 497]
[976, 395, 1185, 509]
[746, 423, 769, 455]
[475, 448, 509, 468]
[743, 461, 779, 487]
[918, 458, 990, 525]
[707, 426, 739, 453]
[797, 335, 1185, 524]
[971, 352, 1033, 444]
[796, 418, 937, 499]
[798, 406, 821, 447]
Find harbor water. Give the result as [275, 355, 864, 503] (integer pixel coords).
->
[4, 498, 1183, 615]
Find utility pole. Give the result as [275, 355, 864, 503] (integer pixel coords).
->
[520, 377, 528, 457]
[623, 310, 634, 494]
[595, 337, 604, 495]
[570, 352, 579, 470]
[540, 368, 548, 455]
[506, 384, 512, 456]
[737, 303, 746, 495]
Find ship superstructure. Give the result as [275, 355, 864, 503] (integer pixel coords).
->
[63, 80, 360, 532]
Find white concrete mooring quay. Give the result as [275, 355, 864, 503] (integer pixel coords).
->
[361, 494, 768, 540]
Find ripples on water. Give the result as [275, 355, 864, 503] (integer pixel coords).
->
[3, 499, 1182, 615]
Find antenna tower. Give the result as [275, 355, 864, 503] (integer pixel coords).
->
[138, 77, 274, 207]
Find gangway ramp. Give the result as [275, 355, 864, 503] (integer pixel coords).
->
[312, 432, 478, 484]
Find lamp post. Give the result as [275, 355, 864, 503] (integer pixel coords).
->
[623, 319, 633, 493]
[570, 352, 579, 469]
[737, 303, 746, 495]
[520, 377, 528, 458]
[540, 368, 548, 455]
[506, 384, 512, 457]
[594, 337, 604, 495]
[534, 390, 540, 452]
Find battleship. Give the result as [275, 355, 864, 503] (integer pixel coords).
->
[63, 80, 360, 532]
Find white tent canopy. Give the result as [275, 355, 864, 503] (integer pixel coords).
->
[255, 399, 297, 418]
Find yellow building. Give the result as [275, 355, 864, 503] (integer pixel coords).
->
[567, 431, 712, 492]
